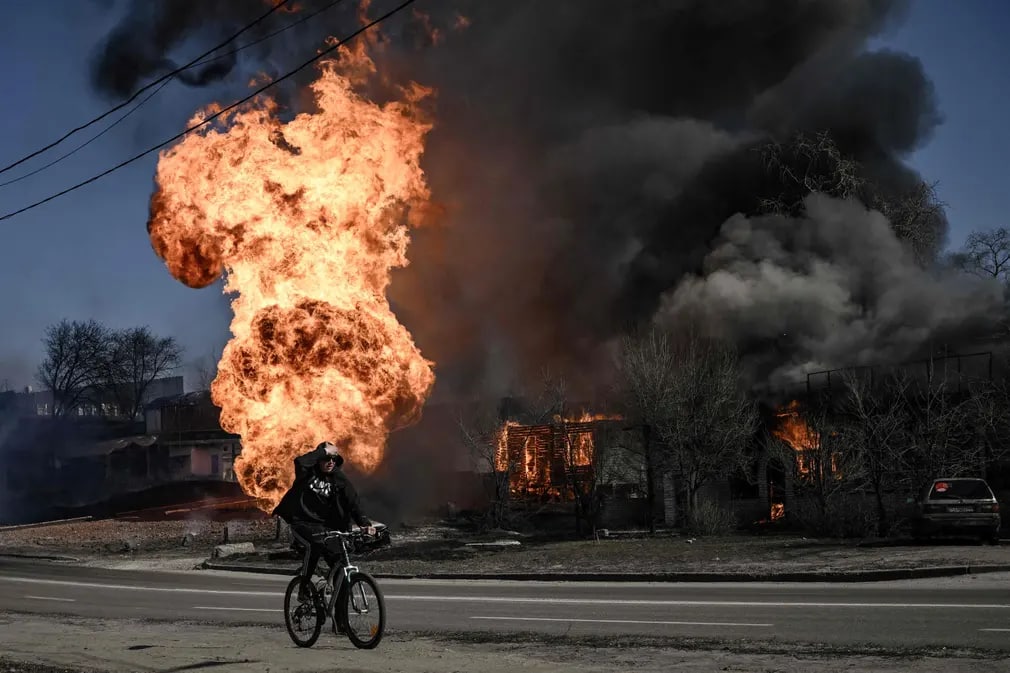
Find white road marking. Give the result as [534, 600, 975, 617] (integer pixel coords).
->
[385, 595, 1010, 610]
[23, 595, 75, 602]
[471, 616, 772, 627]
[0, 576, 279, 596]
[2, 576, 1010, 610]
[980, 628, 1010, 632]
[193, 606, 281, 613]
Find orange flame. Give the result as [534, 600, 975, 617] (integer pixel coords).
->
[773, 400, 818, 476]
[148, 46, 436, 509]
[495, 420, 520, 472]
[496, 411, 623, 496]
[565, 411, 621, 467]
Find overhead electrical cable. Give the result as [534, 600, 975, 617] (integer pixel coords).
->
[0, 79, 173, 189]
[0, 0, 294, 178]
[0, 0, 349, 188]
[0, 0, 419, 223]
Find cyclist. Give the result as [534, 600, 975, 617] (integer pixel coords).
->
[272, 440, 375, 599]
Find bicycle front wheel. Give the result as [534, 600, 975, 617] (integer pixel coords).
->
[284, 576, 323, 648]
[338, 571, 385, 649]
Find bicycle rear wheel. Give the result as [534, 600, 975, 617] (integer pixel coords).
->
[337, 571, 385, 649]
[284, 576, 323, 647]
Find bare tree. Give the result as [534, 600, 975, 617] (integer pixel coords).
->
[559, 420, 616, 537]
[36, 319, 110, 416]
[192, 354, 218, 391]
[965, 379, 1010, 472]
[614, 329, 679, 532]
[950, 227, 1010, 285]
[866, 181, 946, 263]
[456, 371, 572, 531]
[902, 378, 981, 492]
[769, 397, 865, 536]
[841, 370, 910, 536]
[99, 327, 183, 420]
[660, 332, 759, 527]
[758, 131, 863, 215]
[457, 402, 512, 530]
[618, 329, 758, 529]
[524, 369, 569, 424]
[760, 132, 945, 262]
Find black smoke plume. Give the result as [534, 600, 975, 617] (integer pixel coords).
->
[91, 0, 1000, 399]
[89, 0, 359, 100]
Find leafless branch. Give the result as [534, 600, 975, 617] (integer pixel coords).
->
[616, 328, 758, 527]
[36, 319, 110, 416]
[951, 226, 1010, 284]
[98, 326, 183, 419]
[758, 131, 863, 216]
[758, 132, 946, 262]
[456, 403, 512, 530]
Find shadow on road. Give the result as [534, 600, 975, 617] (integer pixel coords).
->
[161, 661, 258, 672]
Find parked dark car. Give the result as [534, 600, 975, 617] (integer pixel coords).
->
[910, 478, 1001, 544]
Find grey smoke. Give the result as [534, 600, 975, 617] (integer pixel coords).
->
[88, 0, 987, 400]
[655, 194, 1004, 391]
[88, 0, 359, 101]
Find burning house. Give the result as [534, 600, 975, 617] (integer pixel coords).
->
[495, 413, 623, 500]
[494, 413, 656, 528]
[761, 344, 1010, 526]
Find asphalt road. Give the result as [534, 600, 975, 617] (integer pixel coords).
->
[1, 557, 1009, 651]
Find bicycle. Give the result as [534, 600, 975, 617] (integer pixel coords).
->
[283, 524, 388, 649]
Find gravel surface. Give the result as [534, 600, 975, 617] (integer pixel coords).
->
[0, 613, 1002, 673]
[4, 517, 1008, 576]
[0, 661, 98, 673]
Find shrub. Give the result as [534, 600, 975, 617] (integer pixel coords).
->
[687, 499, 738, 535]
[788, 495, 877, 538]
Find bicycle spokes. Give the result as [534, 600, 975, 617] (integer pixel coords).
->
[342, 576, 381, 645]
[350, 582, 371, 614]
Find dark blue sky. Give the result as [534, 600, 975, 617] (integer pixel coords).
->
[0, 1, 1007, 391]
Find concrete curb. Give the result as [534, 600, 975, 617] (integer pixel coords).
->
[197, 560, 1010, 583]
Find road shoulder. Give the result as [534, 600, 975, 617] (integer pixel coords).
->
[0, 612, 1001, 673]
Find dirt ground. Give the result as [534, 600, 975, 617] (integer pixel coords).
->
[2, 517, 1009, 575]
[0, 612, 1003, 673]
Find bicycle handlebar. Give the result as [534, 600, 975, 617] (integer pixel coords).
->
[311, 525, 385, 543]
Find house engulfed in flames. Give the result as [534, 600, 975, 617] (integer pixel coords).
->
[769, 399, 847, 521]
[494, 412, 625, 500]
[772, 401, 819, 478]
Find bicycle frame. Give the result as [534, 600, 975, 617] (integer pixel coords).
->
[292, 529, 371, 620]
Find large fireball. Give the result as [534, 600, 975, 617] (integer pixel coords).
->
[148, 47, 436, 509]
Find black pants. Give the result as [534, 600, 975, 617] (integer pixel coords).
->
[290, 521, 334, 580]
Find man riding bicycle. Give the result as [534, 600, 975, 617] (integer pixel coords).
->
[272, 440, 375, 599]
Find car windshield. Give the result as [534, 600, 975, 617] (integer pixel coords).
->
[928, 480, 993, 500]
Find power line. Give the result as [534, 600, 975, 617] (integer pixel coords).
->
[0, 0, 418, 223]
[191, 0, 349, 71]
[0, 0, 294, 178]
[0, 78, 173, 189]
[0, 0, 349, 188]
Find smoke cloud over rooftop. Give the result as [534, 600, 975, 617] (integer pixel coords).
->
[90, 0, 1001, 399]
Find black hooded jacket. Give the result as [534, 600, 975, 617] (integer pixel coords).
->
[271, 444, 370, 530]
